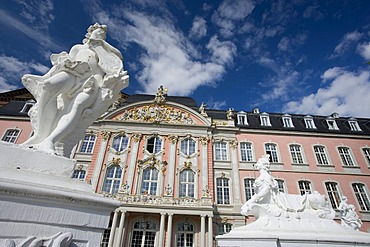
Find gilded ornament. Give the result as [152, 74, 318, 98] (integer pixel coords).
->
[131, 132, 142, 142]
[168, 134, 178, 144]
[100, 130, 111, 141]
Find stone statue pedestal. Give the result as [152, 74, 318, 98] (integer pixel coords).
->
[0, 142, 120, 246]
[217, 206, 370, 247]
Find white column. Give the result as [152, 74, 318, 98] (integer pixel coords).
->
[208, 216, 213, 247]
[230, 142, 241, 203]
[200, 215, 206, 247]
[126, 133, 141, 190]
[167, 136, 178, 193]
[108, 210, 119, 247]
[91, 131, 110, 190]
[158, 213, 166, 247]
[166, 213, 173, 247]
[116, 211, 126, 246]
[200, 140, 208, 194]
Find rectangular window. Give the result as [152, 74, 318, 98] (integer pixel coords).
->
[218, 223, 232, 235]
[2, 129, 20, 143]
[237, 115, 247, 125]
[325, 182, 341, 209]
[282, 117, 294, 128]
[216, 178, 230, 204]
[305, 119, 316, 129]
[244, 178, 255, 201]
[72, 170, 86, 180]
[215, 142, 228, 161]
[352, 183, 370, 211]
[298, 181, 312, 195]
[79, 134, 96, 153]
[276, 180, 285, 193]
[260, 116, 271, 126]
[290, 144, 304, 164]
[363, 148, 370, 166]
[348, 121, 361, 131]
[338, 147, 355, 166]
[265, 143, 279, 163]
[327, 120, 339, 130]
[314, 146, 329, 165]
[240, 142, 254, 162]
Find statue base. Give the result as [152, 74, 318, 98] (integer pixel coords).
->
[216, 213, 370, 247]
[0, 142, 120, 246]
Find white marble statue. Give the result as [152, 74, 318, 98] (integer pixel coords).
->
[21, 23, 129, 157]
[338, 196, 363, 230]
[241, 155, 335, 219]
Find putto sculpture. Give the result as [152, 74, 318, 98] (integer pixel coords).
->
[22, 23, 129, 157]
[338, 195, 363, 230]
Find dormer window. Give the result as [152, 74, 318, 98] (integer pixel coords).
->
[20, 102, 35, 113]
[237, 111, 248, 125]
[304, 116, 316, 129]
[348, 118, 361, 131]
[260, 112, 271, 126]
[282, 114, 294, 128]
[326, 117, 339, 130]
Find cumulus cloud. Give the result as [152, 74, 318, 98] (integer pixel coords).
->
[84, 2, 236, 96]
[189, 16, 207, 39]
[212, 0, 255, 37]
[0, 54, 48, 92]
[205, 97, 227, 110]
[330, 31, 363, 58]
[283, 67, 370, 118]
[357, 42, 370, 60]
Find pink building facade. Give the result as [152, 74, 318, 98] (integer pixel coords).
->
[0, 89, 369, 247]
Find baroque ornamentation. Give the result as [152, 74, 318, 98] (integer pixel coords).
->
[228, 139, 238, 149]
[138, 155, 167, 175]
[100, 130, 111, 141]
[168, 134, 178, 144]
[131, 132, 142, 143]
[153, 85, 168, 105]
[198, 136, 209, 146]
[112, 157, 121, 166]
[115, 104, 194, 125]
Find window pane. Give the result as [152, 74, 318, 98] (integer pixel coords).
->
[290, 145, 304, 164]
[142, 168, 158, 195]
[240, 142, 253, 162]
[352, 183, 370, 211]
[2, 129, 20, 143]
[298, 180, 312, 195]
[181, 138, 196, 156]
[102, 166, 122, 194]
[244, 178, 255, 201]
[363, 148, 370, 166]
[325, 182, 341, 209]
[265, 143, 279, 162]
[215, 142, 227, 161]
[314, 146, 329, 165]
[112, 135, 129, 152]
[216, 178, 230, 204]
[80, 134, 96, 153]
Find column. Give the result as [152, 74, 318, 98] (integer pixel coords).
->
[200, 215, 206, 247]
[230, 140, 241, 203]
[200, 137, 208, 194]
[91, 131, 110, 190]
[158, 213, 166, 247]
[208, 216, 213, 247]
[167, 135, 178, 193]
[126, 133, 141, 190]
[116, 211, 126, 246]
[108, 210, 119, 247]
[166, 213, 173, 247]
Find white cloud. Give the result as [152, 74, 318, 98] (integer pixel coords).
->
[357, 42, 370, 60]
[212, 0, 255, 37]
[330, 31, 363, 58]
[189, 16, 207, 39]
[0, 54, 48, 92]
[205, 97, 227, 110]
[206, 36, 237, 65]
[283, 67, 370, 118]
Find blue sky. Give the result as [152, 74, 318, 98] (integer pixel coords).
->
[1, 0, 370, 117]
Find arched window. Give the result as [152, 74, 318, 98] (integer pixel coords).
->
[313, 145, 329, 165]
[179, 169, 195, 197]
[141, 168, 158, 195]
[79, 134, 96, 153]
[244, 178, 255, 201]
[216, 177, 230, 204]
[102, 165, 122, 194]
[131, 220, 157, 247]
[298, 180, 312, 195]
[112, 135, 129, 152]
[146, 136, 162, 154]
[1, 129, 20, 143]
[177, 223, 194, 247]
[352, 183, 370, 211]
[325, 182, 341, 209]
[180, 138, 196, 156]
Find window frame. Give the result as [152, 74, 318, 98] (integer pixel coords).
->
[176, 222, 195, 247]
[298, 180, 312, 195]
[260, 112, 271, 126]
[304, 116, 316, 129]
[20, 102, 35, 113]
[214, 141, 228, 161]
[282, 114, 294, 128]
[348, 119, 362, 131]
[337, 146, 355, 166]
[289, 144, 305, 164]
[276, 179, 285, 193]
[112, 134, 130, 152]
[72, 169, 86, 180]
[352, 183, 370, 211]
[1, 128, 21, 143]
[326, 118, 339, 130]
[325, 181, 341, 209]
[131, 220, 157, 247]
[216, 177, 230, 205]
[236, 111, 248, 125]
[218, 223, 232, 235]
[244, 178, 255, 201]
[362, 148, 370, 166]
[102, 165, 122, 194]
[264, 143, 279, 163]
[141, 168, 159, 195]
[179, 169, 195, 198]
[79, 133, 96, 153]
[240, 142, 254, 162]
[313, 145, 330, 165]
[180, 138, 196, 156]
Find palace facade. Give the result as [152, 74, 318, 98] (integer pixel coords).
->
[1, 88, 369, 247]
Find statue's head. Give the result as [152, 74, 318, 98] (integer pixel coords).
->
[255, 154, 270, 170]
[84, 23, 107, 42]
